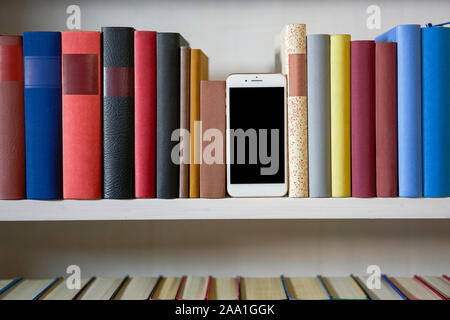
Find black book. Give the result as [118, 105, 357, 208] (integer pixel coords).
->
[102, 27, 135, 199]
[156, 33, 189, 198]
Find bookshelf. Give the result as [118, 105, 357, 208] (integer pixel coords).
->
[0, 198, 449, 221]
[0, 0, 449, 279]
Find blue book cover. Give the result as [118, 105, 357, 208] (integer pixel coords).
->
[23, 32, 62, 199]
[422, 25, 450, 197]
[375, 25, 423, 197]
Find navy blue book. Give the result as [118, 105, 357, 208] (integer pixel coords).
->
[23, 32, 62, 199]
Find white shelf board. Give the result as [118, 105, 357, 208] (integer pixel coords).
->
[0, 198, 448, 221]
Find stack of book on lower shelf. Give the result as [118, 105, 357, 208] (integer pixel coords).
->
[0, 274, 448, 300]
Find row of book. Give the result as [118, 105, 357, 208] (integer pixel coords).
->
[278, 23, 450, 198]
[0, 275, 448, 300]
[0, 23, 449, 200]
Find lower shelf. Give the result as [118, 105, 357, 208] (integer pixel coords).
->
[0, 198, 448, 221]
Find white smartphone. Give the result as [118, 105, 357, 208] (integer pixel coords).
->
[226, 73, 288, 197]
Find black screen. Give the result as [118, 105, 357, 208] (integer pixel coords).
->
[229, 87, 285, 184]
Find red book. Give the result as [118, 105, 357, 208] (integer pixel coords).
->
[0, 36, 25, 199]
[62, 31, 102, 199]
[375, 42, 398, 197]
[134, 31, 156, 198]
[351, 41, 376, 197]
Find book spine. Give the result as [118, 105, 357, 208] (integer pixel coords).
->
[102, 27, 135, 199]
[23, 32, 62, 199]
[179, 47, 191, 198]
[0, 36, 25, 199]
[283, 24, 308, 197]
[62, 31, 102, 199]
[375, 42, 398, 197]
[330, 34, 351, 197]
[377, 25, 423, 197]
[200, 81, 226, 198]
[134, 31, 156, 198]
[306, 34, 331, 197]
[189, 49, 209, 198]
[351, 40, 376, 197]
[156, 33, 188, 198]
[422, 26, 450, 197]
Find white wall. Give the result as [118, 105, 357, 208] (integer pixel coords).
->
[0, 0, 449, 278]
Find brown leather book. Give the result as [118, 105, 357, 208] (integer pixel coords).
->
[0, 36, 25, 199]
[179, 46, 191, 198]
[200, 81, 226, 198]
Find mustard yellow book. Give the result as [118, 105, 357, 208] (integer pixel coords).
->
[189, 49, 209, 198]
[330, 34, 351, 197]
[240, 277, 287, 300]
[209, 277, 239, 300]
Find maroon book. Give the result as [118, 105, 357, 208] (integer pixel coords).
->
[375, 42, 398, 197]
[0, 36, 25, 199]
[351, 41, 376, 197]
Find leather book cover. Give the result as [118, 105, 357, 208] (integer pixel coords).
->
[23, 31, 62, 199]
[351, 40, 376, 198]
[375, 42, 398, 197]
[330, 34, 351, 197]
[280, 24, 308, 198]
[102, 27, 135, 199]
[179, 46, 191, 198]
[0, 36, 25, 199]
[200, 81, 225, 198]
[62, 31, 102, 199]
[189, 49, 209, 198]
[156, 33, 189, 199]
[135, 31, 156, 198]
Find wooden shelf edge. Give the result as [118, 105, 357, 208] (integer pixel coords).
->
[0, 198, 448, 221]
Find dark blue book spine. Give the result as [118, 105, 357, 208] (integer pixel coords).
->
[23, 32, 62, 199]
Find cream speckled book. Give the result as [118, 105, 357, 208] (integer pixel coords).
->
[76, 277, 125, 300]
[177, 276, 210, 300]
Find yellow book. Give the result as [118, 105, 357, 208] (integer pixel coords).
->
[189, 49, 209, 198]
[330, 34, 351, 197]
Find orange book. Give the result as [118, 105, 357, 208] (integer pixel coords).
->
[62, 31, 102, 199]
[189, 49, 208, 198]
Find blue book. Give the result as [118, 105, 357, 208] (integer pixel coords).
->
[23, 32, 62, 199]
[422, 24, 450, 197]
[375, 25, 423, 197]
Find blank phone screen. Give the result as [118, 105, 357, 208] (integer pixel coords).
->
[229, 87, 285, 184]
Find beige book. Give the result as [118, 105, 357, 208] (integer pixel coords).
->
[0, 279, 56, 300]
[241, 277, 286, 300]
[209, 277, 239, 300]
[179, 276, 209, 300]
[77, 277, 123, 300]
[284, 277, 328, 300]
[41, 278, 91, 300]
[114, 277, 159, 300]
[356, 276, 403, 300]
[421, 276, 450, 298]
[151, 277, 182, 300]
[322, 277, 367, 300]
[390, 277, 443, 300]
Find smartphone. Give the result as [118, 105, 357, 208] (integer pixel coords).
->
[226, 73, 288, 197]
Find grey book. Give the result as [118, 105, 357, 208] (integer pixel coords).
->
[307, 34, 331, 197]
[156, 33, 189, 198]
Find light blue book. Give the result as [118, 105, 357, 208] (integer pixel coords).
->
[422, 24, 450, 197]
[375, 25, 422, 197]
